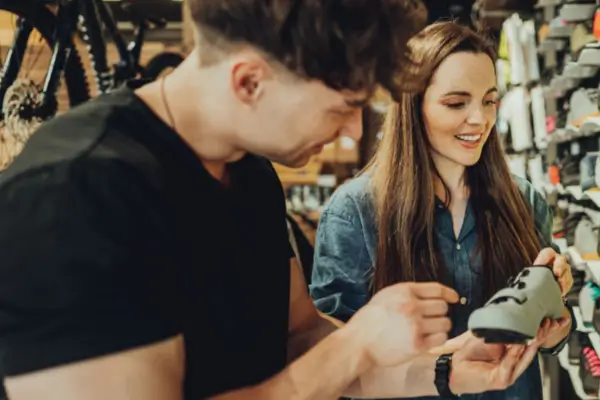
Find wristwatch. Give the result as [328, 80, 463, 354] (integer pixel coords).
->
[435, 353, 460, 399]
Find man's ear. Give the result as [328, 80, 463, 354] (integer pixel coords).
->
[230, 57, 271, 105]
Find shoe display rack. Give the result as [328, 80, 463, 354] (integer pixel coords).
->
[533, 2, 600, 397]
[468, 0, 600, 397]
[554, 236, 600, 399]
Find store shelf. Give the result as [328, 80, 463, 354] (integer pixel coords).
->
[559, 345, 599, 399]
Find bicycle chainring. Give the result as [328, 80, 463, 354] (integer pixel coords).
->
[0, 124, 22, 171]
[3, 78, 45, 145]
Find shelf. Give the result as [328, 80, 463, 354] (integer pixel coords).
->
[559, 345, 599, 399]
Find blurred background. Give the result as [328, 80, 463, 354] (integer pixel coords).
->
[0, 1, 599, 399]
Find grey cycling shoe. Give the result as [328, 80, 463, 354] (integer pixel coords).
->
[468, 266, 564, 344]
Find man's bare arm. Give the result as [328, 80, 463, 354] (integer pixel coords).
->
[4, 259, 370, 400]
[4, 337, 186, 400]
[286, 258, 341, 362]
[283, 258, 540, 399]
[212, 323, 370, 400]
[5, 325, 370, 400]
[284, 258, 443, 399]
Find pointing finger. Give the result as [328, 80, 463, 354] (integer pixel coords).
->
[412, 282, 459, 303]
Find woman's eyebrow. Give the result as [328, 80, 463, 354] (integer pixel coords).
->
[442, 87, 497, 97]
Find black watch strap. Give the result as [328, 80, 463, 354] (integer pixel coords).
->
[435, 353, 460, 399]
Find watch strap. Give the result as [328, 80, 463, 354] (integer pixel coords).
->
[435, 353, 459, 399]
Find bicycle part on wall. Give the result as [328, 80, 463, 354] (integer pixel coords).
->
[0, 1, 89, 115]
[142, 51, 184, 81]
[3, 78, 42, 144]
[0, 0, 183, 115]
[0, 0, 89, 170]
[0, 0, 184, 170]
[72, 0, 184, 94]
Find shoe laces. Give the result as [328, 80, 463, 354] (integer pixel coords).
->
[507, 268, 531, 289]
[583, 347, 600, 377]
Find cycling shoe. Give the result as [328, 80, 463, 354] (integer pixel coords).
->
[468, 265, 564, 344]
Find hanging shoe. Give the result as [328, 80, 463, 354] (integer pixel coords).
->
[575, 217, 600, 260]
[579, 346, 600, 395]
[560, 2, 598, 23]
[569, 331, 589, 364]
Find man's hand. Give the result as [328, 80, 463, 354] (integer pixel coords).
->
[347, 282, 459, 368]
[429, 331, 473, 356]
[450, 338, 539, 393]
[449, 320, 557, 394]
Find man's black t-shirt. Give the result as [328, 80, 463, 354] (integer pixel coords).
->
[0, 80, 292, 398]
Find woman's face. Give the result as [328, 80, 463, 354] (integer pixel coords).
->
[422, 51, 498, 168]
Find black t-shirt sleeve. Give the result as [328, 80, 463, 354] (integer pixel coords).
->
[0, 160, 180, 377]
[260, 158, 296, 260]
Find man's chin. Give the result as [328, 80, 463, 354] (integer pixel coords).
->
[283, 157, 311, 168]
[275, 154, 312, 168]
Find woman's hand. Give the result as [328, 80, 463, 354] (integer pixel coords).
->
[534, 247, 573, 295]
[532, 248, 573, 349]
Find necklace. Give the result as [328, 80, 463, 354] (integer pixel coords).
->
[160, 75, 176, 131]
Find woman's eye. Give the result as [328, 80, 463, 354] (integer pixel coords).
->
[446, 103, 465, 109]
[484, 99, 498, 106]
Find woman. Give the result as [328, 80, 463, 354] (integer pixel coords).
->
[310, 21, 573, 399]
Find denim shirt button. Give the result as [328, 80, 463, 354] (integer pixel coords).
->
[460, 297, 467, 305]
[456, 243, 461, 250]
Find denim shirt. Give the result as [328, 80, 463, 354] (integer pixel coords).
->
[309, 173, 556, 400]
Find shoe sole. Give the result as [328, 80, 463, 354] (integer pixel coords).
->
[472, 328, 532, 344]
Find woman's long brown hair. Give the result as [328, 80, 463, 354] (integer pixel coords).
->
[367, 22, 542, 297]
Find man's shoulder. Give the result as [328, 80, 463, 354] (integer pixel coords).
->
[1, 90, 163, 193]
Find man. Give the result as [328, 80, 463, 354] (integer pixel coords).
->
[0, 1, 544, 399]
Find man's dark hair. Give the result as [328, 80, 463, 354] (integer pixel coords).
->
[188, 0, 428, 99]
